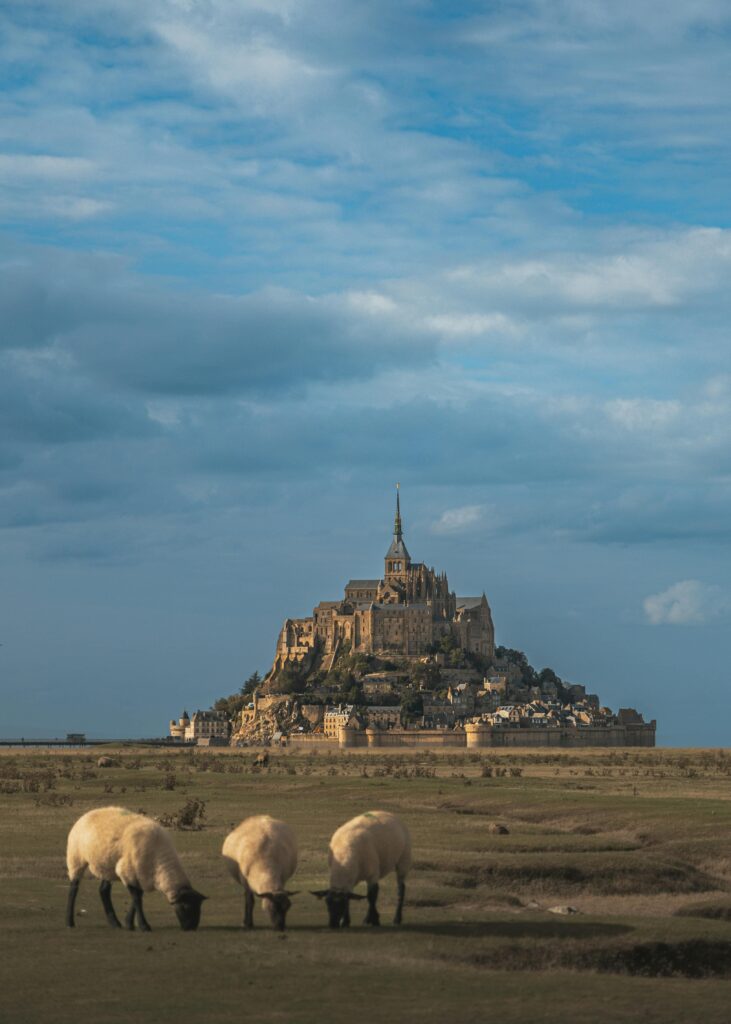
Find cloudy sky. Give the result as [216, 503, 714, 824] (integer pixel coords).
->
[1, 1, 729, 744]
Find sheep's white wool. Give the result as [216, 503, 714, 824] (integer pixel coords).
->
[66, 806, 191, 902]
[222, 815, 297, 896]
[328, 810, 411, 891]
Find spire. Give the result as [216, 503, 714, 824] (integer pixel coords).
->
[384, 483, 410, 568]
[394, 482, 403, 539]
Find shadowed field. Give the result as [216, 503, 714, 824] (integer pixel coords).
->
[2, 745, 731, 1023]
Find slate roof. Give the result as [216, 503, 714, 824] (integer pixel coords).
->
[385, 536, 411, 560]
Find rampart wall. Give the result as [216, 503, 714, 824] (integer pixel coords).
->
[284, 722, 656, 750]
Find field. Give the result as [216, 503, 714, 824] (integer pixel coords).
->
[2, 745, 731, 1024]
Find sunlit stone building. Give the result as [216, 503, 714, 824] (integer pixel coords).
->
[271, 489, 495, 674]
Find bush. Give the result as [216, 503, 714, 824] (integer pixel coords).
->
[158, 798, 206, 830]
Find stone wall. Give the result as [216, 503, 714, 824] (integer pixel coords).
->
[287, 733, 338, 746]
[336, 723, 656, 749]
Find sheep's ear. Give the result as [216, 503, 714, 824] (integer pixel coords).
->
[347, 893, 366, 901]
[310, 889, 330, 899]
[285, 890, 300, 897]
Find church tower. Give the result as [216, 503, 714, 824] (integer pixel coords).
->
[384, 484, 411, 579]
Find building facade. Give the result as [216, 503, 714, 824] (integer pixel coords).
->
[271, 489, 495, 674]
[169, 709, 231, 742]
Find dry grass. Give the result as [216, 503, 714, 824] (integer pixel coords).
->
[3, 745, 731, 1023]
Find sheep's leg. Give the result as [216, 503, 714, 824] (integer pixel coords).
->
[126, 885, 152, 932]
[66, 879, 80, 928]
[394, 878, 406, 926]
[125, 900, 136, 930]
[342, 902, 351, 928]
[365, 883, 380, 926]
[244, 888, 255, 929]
[99, 880, 122, 928]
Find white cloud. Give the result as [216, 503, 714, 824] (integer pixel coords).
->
[643, 580, 727, 625]
[423, 312, 521, 339]
[432, 504, 487, 534]
[0, 155, 97, 180]
[605, 398, 682, 432]
[43, 197, 112, 219]
[153, 19, 328, 113]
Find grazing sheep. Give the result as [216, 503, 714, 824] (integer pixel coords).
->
[311, 810, 411, 928]
[253, 751, 269, 769]
[221, 815, 298, 930]
[66, 806, 206, 932]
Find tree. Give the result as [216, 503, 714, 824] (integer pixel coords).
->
[241, 670, 261, 696]
[275, 664, 307, 695]
[211, 670, 264, 719]
[410, 661, 442, 691]
[537, 668, 561, 687]
[400, 689, 424, 724]
[495, 646, 537, 687]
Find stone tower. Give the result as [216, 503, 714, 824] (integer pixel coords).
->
[384, 483, 411, 580]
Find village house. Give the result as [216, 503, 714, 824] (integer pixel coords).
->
[363, 705, 401, 730]
[362, 672, 404, 700]
[323, 704, 360, 738]
[169, 709, 231, 743]
[447, 682, 476, 716]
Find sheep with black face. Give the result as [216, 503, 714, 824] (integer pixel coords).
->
[221, 815, 298, 930]
[66, 807, 206, 932]
[312, 810, 411, 928]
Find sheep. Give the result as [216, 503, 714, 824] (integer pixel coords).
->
[66, 806, 206, 932]
[311, 810, 411, 928]
[221, 815, 298, 930]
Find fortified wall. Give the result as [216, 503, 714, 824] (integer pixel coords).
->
[286, 721, 657, 750]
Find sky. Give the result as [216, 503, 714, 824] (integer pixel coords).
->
[1, 0, 729, 744]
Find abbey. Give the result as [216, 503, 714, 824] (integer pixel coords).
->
[271, 489, 495, 674]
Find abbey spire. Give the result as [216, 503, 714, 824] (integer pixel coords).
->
[385, 483, 411, 577]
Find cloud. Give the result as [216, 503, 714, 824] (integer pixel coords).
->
[2, 0, 729, 294]
[1, 235, 730, 559]
[0, 154, 97, 180]
[643, 580, 728, 625]
[432, 505, 488, 534]
[0, 250, 435, 396]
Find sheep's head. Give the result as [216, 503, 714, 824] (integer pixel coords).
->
[173, 887, 207, 931]
[310, 889, 365, 928]
[257, 890, 298, 931]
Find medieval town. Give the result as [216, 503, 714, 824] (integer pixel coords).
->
[170, 490, 655, 751]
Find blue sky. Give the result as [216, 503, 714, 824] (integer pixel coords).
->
[1, 1, 730, 743]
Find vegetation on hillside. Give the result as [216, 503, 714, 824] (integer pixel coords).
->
[213, 642, 577, 720]
[211, 671, 262, 717]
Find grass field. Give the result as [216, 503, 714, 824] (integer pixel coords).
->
[2, 745, 731, 1023]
